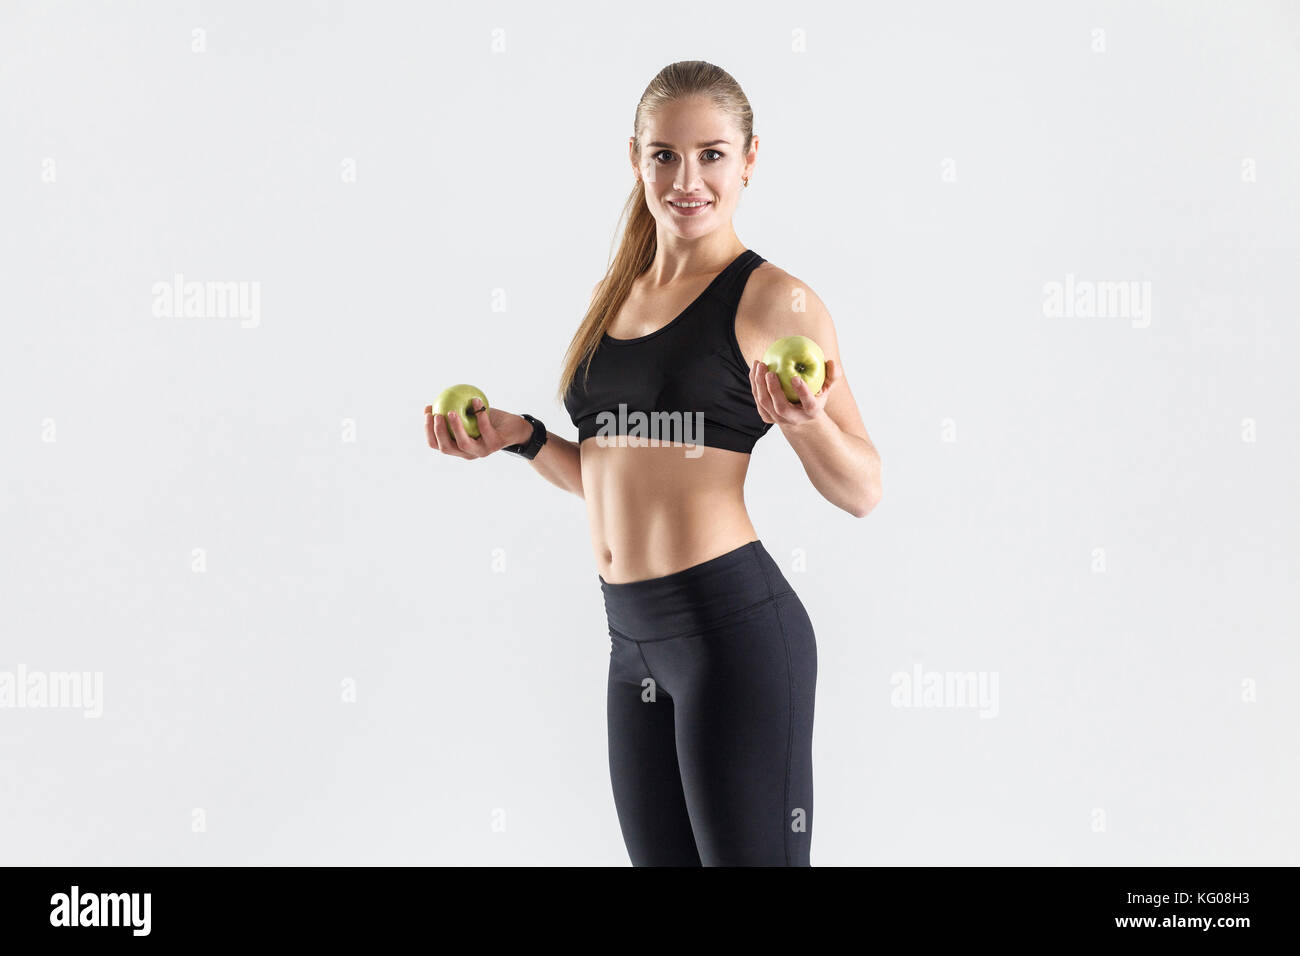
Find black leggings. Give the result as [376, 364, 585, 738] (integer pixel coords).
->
[600, 539, 817, 866]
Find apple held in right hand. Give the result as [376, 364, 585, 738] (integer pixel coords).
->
[432, 384, 490, 439]
[762, 335, 827, 404]
[426, 384, 528, 459]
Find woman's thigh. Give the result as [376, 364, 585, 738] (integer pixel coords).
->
[641, 592, 818, 866]
[606, 633, 702, 866]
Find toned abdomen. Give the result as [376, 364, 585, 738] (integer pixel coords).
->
[580, 437, 758, 584]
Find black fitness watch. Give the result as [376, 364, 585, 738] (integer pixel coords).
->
[503, 413, 548, 460]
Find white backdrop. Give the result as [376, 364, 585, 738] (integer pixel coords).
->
[2, 0, 1297, 865]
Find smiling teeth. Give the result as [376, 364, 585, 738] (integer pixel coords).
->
[671, 201, 708, 207]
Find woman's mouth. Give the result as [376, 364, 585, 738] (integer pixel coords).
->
[668, 199, 712, 215]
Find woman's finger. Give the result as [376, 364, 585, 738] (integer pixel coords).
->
[751, 361, 774, 423]
[816, 359, 836, 397]
[468, 398, 498, 449]
[433, 414, 472, 459]
[765, 369, 791, 416]
[445, 411, 484, 458]
[784, 374, 811, 420]
[792, 374, 823, 417]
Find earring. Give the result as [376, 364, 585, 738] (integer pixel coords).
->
[743, 177, 749, 187]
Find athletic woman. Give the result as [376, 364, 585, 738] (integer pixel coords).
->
[424, 61, 882, 866]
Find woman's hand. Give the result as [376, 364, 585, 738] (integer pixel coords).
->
[750, 358, 839, 426]
[425, 399, 524, 459]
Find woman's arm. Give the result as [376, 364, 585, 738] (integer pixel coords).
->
[745, 270, 883, 518]
[516, 278, 607, 499]
[430, 279, 599, 498]
[514, 418, 584, 499]
[431, 408, 584, 499]
[769, 406, 880, 518]
[519, 278, 605, 499]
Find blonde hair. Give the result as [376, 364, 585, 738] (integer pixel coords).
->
[553, 60, 754, 404]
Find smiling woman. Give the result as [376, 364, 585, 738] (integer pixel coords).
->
[425, 59, 882, 867]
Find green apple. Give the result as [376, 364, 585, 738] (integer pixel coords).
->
[762, 335, 826, 404]
[432, 384, 490, 439]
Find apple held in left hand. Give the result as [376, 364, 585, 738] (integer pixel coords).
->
[762, 335, 826, 403]
[751, 335, 838, 425]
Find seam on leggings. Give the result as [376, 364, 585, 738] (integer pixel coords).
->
[634, 641, 656, 684]
[774, 592, 795, 867]
[610, 627, 661, 688]
[754, 544, 779, 599]
[608, 591, 792, 644]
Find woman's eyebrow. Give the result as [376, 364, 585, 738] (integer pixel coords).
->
[646, 139, 730, 149]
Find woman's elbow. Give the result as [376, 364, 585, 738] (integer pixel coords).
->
[853, 480, 882, 518]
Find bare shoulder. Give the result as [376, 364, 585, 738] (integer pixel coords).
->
[736, 259, 873, 443]
[735, 261, 835, 366]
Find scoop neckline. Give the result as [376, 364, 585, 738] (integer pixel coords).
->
[601, 249, 750, 345]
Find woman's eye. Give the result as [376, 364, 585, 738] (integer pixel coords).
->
[652, 149, 725, 163]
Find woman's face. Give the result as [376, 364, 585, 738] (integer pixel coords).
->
[631, 97, 756, 239]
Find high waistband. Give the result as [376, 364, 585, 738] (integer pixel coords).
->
[599, 540, 794, 642]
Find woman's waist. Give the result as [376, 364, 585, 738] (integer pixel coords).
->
[590, 484, 756, 570]
[599, 539, 795, 641]
[594, 517, 760, 585]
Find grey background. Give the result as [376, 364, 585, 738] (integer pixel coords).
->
[2, 0, 1297, 865]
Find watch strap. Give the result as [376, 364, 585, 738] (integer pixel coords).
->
[504, 413, 547, 460]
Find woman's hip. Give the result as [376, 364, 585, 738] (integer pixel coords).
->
[600, 539, 803, 642]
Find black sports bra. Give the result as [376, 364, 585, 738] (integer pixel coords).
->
[563, 249, 773, 455]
